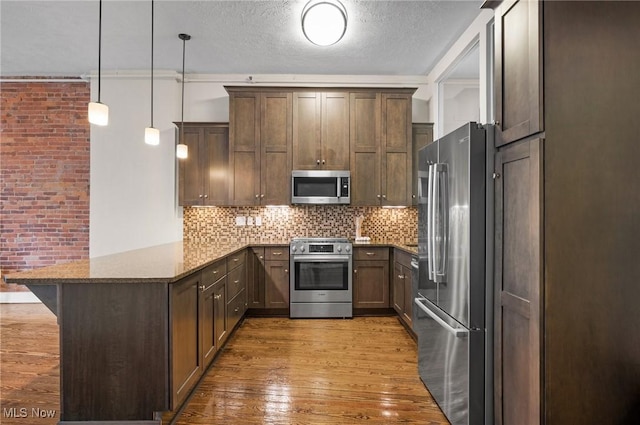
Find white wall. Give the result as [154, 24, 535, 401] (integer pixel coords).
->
[425, 10, 494, 138]
[90, 75, 183, 257]
[441, 81, 480, 135]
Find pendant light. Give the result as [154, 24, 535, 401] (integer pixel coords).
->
[88, 0, 109, 126]
[145, 0, 160, 145]
[176, 33, 191, 159]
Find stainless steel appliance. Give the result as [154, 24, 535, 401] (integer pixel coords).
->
[290, 237, 352, 318]
[414, 122, 494, 425]
[291, 170, 350, 204]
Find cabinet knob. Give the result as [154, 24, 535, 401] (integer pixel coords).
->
[255, 194, 259, 198]
[199, 194, 203, 198]
[495, 120, 500, 125]
[212, 270, 218, 275]
[259, 255, 264, 260]
[322, 159, 325, 165]
[377, 195, 381, 199]
[397, 275, 404, 279]
[204, 195, 208, 198]
[234, 280, 240, 284]
[199, 285, 205, 291]
[214, 294, 221, 300]
[285, 269, 289, 273]
[493, 172, 501, 180]
[412, 194, 416, 198]
[382, 195, 387, 199]
[316, 159, 320, 165]
[260, 194, 264, 198]
[354, 269, 357, 274]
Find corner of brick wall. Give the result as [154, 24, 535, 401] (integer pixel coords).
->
[1, 80, 90, 292]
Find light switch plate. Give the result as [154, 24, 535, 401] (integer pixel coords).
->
[235, 216, 246, 226]
[255, 216, 262, 226]
[246, 216, 254, 226]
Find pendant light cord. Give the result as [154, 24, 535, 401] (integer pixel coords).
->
[150, 0, 154, 127]
[181, 36, 186, 145]
[97, 0, 102, 103]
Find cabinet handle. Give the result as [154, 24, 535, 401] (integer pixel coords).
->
[234, 280, 240, 284]
[199, 285, 205, 291]
[234, 307, 240, 313]
[365, 252, 376, 256]
[233, 258, 239, 262]
[272, 252, 282, 256]
[212, 270, 218, 275]
[214, 294, 222, 300]
[397, 275, 405, 279]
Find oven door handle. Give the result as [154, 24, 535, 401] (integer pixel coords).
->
[291, 255, 350, 262]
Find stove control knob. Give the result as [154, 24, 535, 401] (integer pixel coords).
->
[291, 246, 297, 252]
[345, 246, 351, 253]
[337, 246, 342, 252]
[300, 246, 305, 252]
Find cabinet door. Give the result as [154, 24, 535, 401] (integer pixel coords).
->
[171, 273, 203, 408]
[353, 260, 390, 309]
[292, 92, 321, 169]
[494, 137, 542, 425]
[381, 94, 412, 206]
[229, 92, 260, 205]
[247, 247, 265, 309]
[213, 279, 227, 349]
[203, 125, 229, 205]
[261, 92, 292, 204]
[321, 92, 350, 170]
[411, 123, 433, 205]
[495, 0, 542, 146]
[201, 279, 217, 367]
[350, 92, 381, 205]
[265, 260, 289, 309]
[402, 264, 413, 328]
[392, 262, 405, 315]
[178, 126, 204, 206]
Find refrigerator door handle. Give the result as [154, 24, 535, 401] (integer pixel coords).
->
[435, 164, 449, 281]
[427, 164, 435, 281]
[414, 297, 468, 338]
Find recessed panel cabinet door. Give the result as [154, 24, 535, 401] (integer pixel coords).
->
[350, 92, 381, 205]
[292, 92, 321, 169]
[495, 0, 543, 146]
[381, 94, 412, 206]
[353, 260, 390, 309]
[229, 92, 260, 205]
[178, 126, 203, 205]
[204, 126, 229, 205]
[265, 260, 289, 309]
[322, 92, 350, 170]
[494, 137, 542, 425]
[261, 92, 292, 204]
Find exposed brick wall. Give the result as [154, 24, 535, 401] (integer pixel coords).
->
[1, 80, 90, 292]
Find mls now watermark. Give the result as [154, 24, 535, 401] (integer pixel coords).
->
[3, 407, 57, 419]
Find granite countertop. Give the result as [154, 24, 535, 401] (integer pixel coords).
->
[4, 239, 416, 285]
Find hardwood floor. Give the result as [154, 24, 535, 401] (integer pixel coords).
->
[176, 317, 448, 424]
[1, 304, 448, 425]
[0, 303, 59, 424]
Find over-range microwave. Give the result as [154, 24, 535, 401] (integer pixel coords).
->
[291, 170, 350, 205]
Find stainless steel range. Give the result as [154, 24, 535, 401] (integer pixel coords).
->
[290, 237, 353, 318]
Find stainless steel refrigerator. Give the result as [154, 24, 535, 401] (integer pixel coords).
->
[414, 122, 493, 425]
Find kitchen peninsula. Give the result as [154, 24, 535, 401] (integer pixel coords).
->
[4, 239, 417, 424]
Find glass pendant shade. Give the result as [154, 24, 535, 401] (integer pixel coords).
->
[88, 101, 109, 126]
[176, 143, 188, 159]
[302, 0, 347, 46]
[145, 127, 160, 145]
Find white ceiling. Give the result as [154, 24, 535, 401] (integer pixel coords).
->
[0, 0, 483, 77]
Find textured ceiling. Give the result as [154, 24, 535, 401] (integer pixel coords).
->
[0, 0, 483, 77]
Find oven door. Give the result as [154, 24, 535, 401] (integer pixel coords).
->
[290, 255, 352, 303]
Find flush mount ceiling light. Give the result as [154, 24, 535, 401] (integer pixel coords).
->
[176, 33, 191, 160]
[301, 0, 347, 46]
[88, 0, 109, 126]
[145, 0, 160, 146]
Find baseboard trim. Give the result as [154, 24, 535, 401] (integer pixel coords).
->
[0, 291, 40, 304]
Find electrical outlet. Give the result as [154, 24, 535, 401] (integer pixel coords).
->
[235, 216, 246, 226]
[246, 216, 254, 226]
[255, 216, 262, 226]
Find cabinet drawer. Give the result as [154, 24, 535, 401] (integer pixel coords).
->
[394, 249, 412, 269]
[227, 265, 245, 301]
[354, 247, 389, 261]
[227, 250, 246, 270]
[265, 246, 289, 261]
[202, 259, 227, 287]
[227, 289, 246, 331]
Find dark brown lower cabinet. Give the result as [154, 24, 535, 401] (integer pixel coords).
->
[264, 247, 290, 309]
[170, 273, 204, 409]
[247, 247, 266, 308]
[392, 249, 413, 329]
[353, 247, 390, 309]
[494, 137, 542, 425]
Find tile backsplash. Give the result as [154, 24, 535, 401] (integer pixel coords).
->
[184, 206, 417, 244]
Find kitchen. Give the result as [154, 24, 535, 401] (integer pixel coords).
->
[3, 2, 637, 423]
